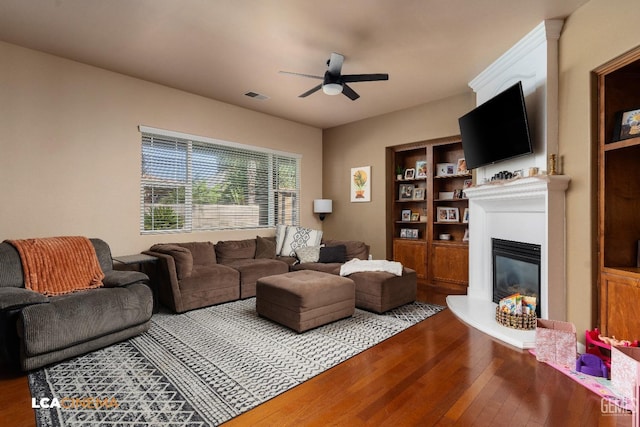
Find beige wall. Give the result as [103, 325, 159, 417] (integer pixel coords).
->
[322, 93, 474, 260]
[559, 0, 640, 338]
[0, 41, 323, 255]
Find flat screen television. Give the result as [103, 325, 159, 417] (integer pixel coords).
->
[458, 81, 533, 169]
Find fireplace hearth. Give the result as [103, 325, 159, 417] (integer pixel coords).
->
[492, 238, 541, 317]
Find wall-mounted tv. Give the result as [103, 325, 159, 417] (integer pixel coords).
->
[458, 81, 533, 170]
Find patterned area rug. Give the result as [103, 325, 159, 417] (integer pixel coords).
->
[29, 298, 444, 426]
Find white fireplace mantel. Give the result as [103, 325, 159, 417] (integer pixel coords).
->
[447, 175, 570, 348]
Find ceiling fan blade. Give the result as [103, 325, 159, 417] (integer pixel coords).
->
[327, 52, 344, 76]
[341, 84, 360, 101]
[299, 84, 323, 98]
[279, 70, 323, 80]
[342, 73, 389, 83]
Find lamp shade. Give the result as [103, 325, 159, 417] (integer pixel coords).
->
[313, 199, 333, 214]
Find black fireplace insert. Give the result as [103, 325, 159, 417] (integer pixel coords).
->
[492, 238, 541, 317]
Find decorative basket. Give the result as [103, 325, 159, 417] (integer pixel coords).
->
[495, 306, 537, 330]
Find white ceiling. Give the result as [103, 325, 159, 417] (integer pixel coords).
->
[0, 0, 589, 129]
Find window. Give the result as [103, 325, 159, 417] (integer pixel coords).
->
[140, 126, 300, 233]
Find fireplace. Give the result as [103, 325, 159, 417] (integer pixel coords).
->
[446, 175, 569, 349]
[492, 238, 541, 317]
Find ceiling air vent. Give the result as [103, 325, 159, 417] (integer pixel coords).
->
[244, 91, 269, 101]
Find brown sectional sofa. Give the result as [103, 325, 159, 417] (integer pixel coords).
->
[144, 236, 416, 314]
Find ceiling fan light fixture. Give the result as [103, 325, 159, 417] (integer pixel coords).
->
[322, 82, 343, 95]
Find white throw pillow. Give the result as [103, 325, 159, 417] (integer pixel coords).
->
[295, 245, 323, 263]
[279, 226, 323, 257]
[275, 224, 288, 256]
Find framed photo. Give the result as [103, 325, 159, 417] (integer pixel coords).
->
[415, 161, 428, 178]
[413, 187, 425, 200]
[456, 158, 467, 174]
[404, 168, 415, 180]
[613, 108, 640, 141]
[436, 206, 459, 223]
[463, 179, 473, 189]
[462, 208, 469, 223]
[399, 184, 414, 200]
[401, 209, 412, 222]
[463, 228, 469, 242]
[351, 166, 371, 202]
[409, 229, 419, 239]
[436, 163, 455, 177]
[411, 212, 419, 221]
[400, 229, 408, 238]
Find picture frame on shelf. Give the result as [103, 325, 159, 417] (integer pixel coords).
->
[438, 191, 454, 200]
[463, 228, 469, 242]
[409, 229, 419, 239]
[400, 228, 408, 238]
[436, 163, 455, 177]
[404, 168, 415, 180]
[463, 208, 469, 223]
[613, 107, 640, 141]
[413, 187, 425, 200]
[415, 161, 428, 178]
[463, 179, 473, 189]
[401, 209, 412, 222]
[411, 212, 419, 221]
[399, 184, 414, 200]
[437, 206, 459, 223]
[456, 158, 467, 174]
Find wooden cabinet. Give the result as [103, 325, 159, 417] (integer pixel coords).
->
[386, 136, 469, 297]
[430, 242, 468, 294]
[595, 46, 640, 337]
[393, 239, 427, 279]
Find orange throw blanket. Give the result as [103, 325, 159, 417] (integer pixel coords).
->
[7, 236, 104, 296]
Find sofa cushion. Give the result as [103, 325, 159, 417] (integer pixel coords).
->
[149, 244, 193, 279]
[175, 242, 216, 267]
[19, 283, 152, 356]
[323, 240, 369, 260]
[223, 258, 289, 298]
[296, 245, 322, 263]
[279, 226, 323, 257]
[179, 264, 240, 292]
[215, 239, 257, 264]
[318, 245, 347, 263]
[255, 236, 276, 259]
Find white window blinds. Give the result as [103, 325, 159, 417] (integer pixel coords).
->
[140, 126, 300, 233]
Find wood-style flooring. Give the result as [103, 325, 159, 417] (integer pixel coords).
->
[0, 296, 632, 426]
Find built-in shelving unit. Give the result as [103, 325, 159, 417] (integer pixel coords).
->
[386, 136, 469, 299]
[595, 45, 640, 339]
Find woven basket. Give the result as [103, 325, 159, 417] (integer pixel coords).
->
[495, 306, 537, 330]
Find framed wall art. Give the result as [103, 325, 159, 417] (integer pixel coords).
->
[351, 166, 371, 202]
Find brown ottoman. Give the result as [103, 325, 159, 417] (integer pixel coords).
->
[256, 270, 355, 332]
[350, 268, 417, 313]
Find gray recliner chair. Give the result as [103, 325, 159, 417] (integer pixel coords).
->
[0, 238, 153, 371]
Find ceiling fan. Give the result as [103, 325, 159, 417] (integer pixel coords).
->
[279, 52, 389, 100]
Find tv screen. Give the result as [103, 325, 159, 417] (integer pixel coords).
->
[458, 81, 533, 169]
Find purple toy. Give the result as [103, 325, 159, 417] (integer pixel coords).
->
[576, 353, 608, 378]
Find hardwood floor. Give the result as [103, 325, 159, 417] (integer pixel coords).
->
[0, 303, 632, 426]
